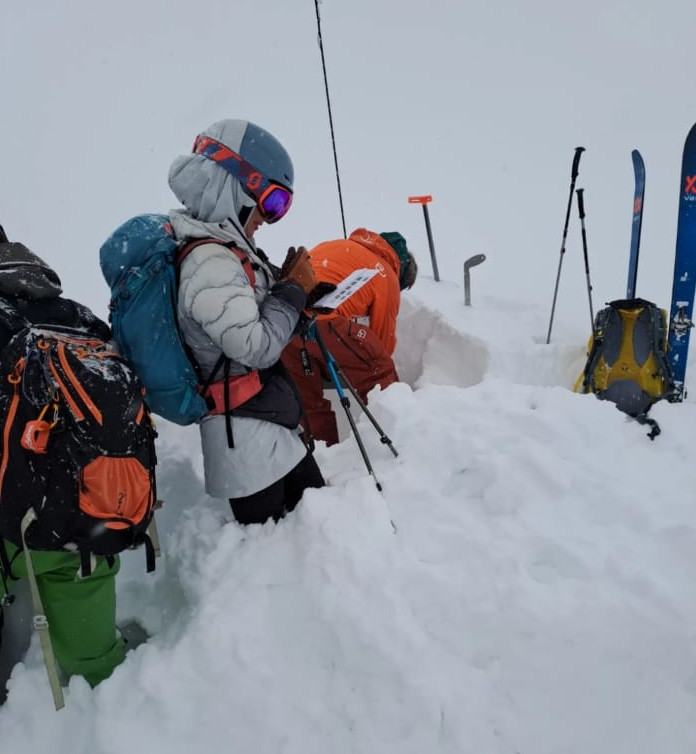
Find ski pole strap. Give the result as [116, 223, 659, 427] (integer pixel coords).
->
[20, 508, 65, 710]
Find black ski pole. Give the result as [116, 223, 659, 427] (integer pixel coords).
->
[575, 188, 595, 334]
[317, 335, 398, 458]
[546, 146, 585, 343]
[0, 225, 8, 244]
[311, 325, 386, 491]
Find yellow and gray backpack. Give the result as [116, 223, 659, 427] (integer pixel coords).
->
[574, 297, 676, 438]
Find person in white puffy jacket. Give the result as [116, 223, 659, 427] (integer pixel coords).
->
[167, 118, 325, 524]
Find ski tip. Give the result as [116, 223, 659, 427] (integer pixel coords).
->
[684, 121, 696, 146]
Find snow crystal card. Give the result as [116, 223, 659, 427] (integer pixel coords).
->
[312, 268, 379, 309]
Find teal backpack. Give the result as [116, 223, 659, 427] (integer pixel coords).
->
[99, 214, 254, 425]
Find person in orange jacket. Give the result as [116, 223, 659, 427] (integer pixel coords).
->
[281, 228, 417, 445]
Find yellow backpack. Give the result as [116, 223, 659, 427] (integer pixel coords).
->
[574, 298, 676, 437]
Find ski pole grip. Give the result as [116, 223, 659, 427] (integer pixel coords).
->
[576, 188, 586, 219]
[571, 147, 585, 179]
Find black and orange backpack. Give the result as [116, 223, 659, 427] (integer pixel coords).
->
[0, 234, 157, 574]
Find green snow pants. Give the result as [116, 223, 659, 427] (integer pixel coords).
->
[0, 539, 126, 687]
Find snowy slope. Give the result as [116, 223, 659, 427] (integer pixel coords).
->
[2, 0, 696, 750]
[1, 279, 695, 754]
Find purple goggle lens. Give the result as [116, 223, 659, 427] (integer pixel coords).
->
[258, 185, 293, 223]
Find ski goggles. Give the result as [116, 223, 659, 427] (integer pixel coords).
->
[192, 135, 293, 223]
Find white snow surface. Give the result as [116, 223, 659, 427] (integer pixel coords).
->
[2, 0, 696, 750]
[1, 280, 695, 753]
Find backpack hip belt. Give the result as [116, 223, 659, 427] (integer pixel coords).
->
[201, 371, 263, 415]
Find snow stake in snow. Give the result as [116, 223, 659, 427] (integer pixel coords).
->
[408, 195, 440, 282]
[463, 254, 486, 306]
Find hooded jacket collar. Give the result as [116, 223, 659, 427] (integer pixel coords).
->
[168, 209, 257, 256]
[348, 228, 400, 277]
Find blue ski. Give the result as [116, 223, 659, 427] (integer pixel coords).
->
[626, 149, 645, 298]
[668, 122, 696, 400]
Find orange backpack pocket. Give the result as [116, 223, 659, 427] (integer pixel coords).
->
[79, 456, 152, 530]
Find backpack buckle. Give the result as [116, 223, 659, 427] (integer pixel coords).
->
[21, 403, 58, 454]
[21, 420, 52, 454]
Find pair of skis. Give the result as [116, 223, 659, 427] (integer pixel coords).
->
[631, 124, 696, 401]
[550, 123, 696, 402]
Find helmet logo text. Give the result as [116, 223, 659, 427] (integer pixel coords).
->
[246, 173, 262, 191]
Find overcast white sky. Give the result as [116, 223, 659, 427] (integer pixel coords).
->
[1, 0, 696, 333]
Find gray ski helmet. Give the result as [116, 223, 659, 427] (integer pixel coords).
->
[237, 121, 294, 191]
[169, 119, 294, 227]
[200, 119, 294, 191]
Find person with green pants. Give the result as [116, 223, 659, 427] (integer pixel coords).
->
[1, 540, 126, 688]
[0, 233, 132, 703]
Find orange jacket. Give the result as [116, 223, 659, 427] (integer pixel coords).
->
[309, 228, 402, 355]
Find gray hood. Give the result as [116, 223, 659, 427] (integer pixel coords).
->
[168, 119, 256, 228]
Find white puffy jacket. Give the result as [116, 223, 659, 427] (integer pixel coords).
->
[170, 210, 307, 498]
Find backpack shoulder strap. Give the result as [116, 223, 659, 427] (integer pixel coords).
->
[175, 238, 256, 289]
[646, 303, 677, 400]
[581, 304, 613, 391]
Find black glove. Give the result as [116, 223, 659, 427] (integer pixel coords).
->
[306, 282, 337, 314]
[293, 311, 313, 337]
